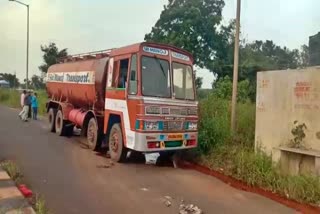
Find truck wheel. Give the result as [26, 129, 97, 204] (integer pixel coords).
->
[109, 123, 127, 162]
[55, 110, 66, 136]
[87, 118, 98, 150]
[48, 108, 57, 132]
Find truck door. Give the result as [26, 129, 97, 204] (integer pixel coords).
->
[106, 55, 130, 99]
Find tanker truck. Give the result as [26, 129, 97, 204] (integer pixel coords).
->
[46, 42, 198, 162]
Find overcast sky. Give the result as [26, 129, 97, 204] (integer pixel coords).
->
[1, 0, 319, 88]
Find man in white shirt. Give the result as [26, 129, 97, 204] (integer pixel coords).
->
[18, 90, 27, 119]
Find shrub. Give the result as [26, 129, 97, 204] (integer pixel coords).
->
[198, 94, 231, 153]
[201, 144, 320, 205]
[212, 76, 251, 103]
[198, 92, 255, 153]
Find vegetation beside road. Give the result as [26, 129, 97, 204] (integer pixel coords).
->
[196, 79, 320, 206]
[0, 89, 47, 115]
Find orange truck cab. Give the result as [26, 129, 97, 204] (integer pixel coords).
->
[46, 42, 198, 162]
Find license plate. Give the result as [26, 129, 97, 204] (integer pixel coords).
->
[168, 134, 183, 140]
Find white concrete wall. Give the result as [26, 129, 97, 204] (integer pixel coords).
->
[255, 66, 320, 155]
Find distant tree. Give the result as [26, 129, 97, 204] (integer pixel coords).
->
[31, 75, 45, 89]
[212, 76, 250, 103]
[300, 45, 310, 67]
[0, 73, 20, 88]
[195, 75, 203, 89]
[39, 43, 68, 74]
[21, 79, 32, 90]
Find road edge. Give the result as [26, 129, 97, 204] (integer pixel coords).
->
[0, 166, 36, 214]
[178, 160, 320, 214]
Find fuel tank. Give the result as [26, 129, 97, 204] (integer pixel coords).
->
[46, 57, 109, 111]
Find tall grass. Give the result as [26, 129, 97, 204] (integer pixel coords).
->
[198, 94, 320, 205]
[0, 89, 47, 115]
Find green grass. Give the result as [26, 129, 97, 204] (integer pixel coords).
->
[0, 160, 24, 185]
[200, 144, 320, 205]
[0, 89, 47, 115]
[196, 94, 320, 206]
[34, 194, 50, 214]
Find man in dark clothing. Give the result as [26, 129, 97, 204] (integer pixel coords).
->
[28, 92, 32, 118]
[21, 92, 31, 121]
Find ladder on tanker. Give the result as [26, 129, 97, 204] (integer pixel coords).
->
[59, 48, 115, 63]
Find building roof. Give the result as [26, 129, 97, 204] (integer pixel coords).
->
[0, 80, 9, 84]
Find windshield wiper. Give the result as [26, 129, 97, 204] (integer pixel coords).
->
[154, 55, 166, 78]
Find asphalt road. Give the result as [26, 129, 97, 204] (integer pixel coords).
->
[0, 105, 295, 214]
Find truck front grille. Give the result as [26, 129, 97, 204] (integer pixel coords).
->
[163, 121, 184, 131]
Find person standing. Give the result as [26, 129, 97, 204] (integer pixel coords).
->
[18, 90, 26, 119]
[21, 92, 31, 122]
[28, 92, 32, 119]
[31, 92, 38, 120]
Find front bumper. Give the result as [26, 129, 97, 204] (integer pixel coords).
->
[130, 131, 198, 152]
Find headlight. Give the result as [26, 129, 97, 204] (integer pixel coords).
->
[144, 121, 160, 131]
[187, 122, 197, 130]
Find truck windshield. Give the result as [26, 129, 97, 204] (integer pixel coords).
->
[173, 62, 195, 100]
[141, 56, 171, 98]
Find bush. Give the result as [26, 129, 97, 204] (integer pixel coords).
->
[198, 92, 255, 153]
[198, 94, 231, 153]
[201, 144, 320, 205]
[213, 76, 251, 103]
[197, 87, 320, 205]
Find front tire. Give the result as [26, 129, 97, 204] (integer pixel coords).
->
[48, 108, 57, 133]
[87, 117, 99, 150]
[109, 123, 127, 162]
[55, 110, 67, 136]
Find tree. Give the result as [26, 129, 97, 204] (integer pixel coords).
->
[145, 0, 225, 69]
[0, 73, 20, 88]
[39, 43, 68, 74]
[195, 74, 203, 89]
[145, 0, 225, 89]
[300, 45, 310, 67]
[31, 75, 45, 89]
[213, 76, 250, 103]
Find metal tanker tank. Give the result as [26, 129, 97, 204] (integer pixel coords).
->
[46, 55, 109, 111]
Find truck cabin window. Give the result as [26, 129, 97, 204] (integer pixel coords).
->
[129, 54, 138, 94]
[173, 62, 195, 100]
[141, 56, 170, 98]
[118, 59, 129, 88]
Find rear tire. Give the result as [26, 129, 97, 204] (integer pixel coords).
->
[109, 123, 127, 162]
[48, 108, 57, 133]
[55, 110, 67, 136]
[87, 117, 99, 150]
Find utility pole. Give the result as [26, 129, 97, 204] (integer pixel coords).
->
[9, 0, 29, 89]
[13, 70, 16, 88]
[231, 0, 241, 133]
